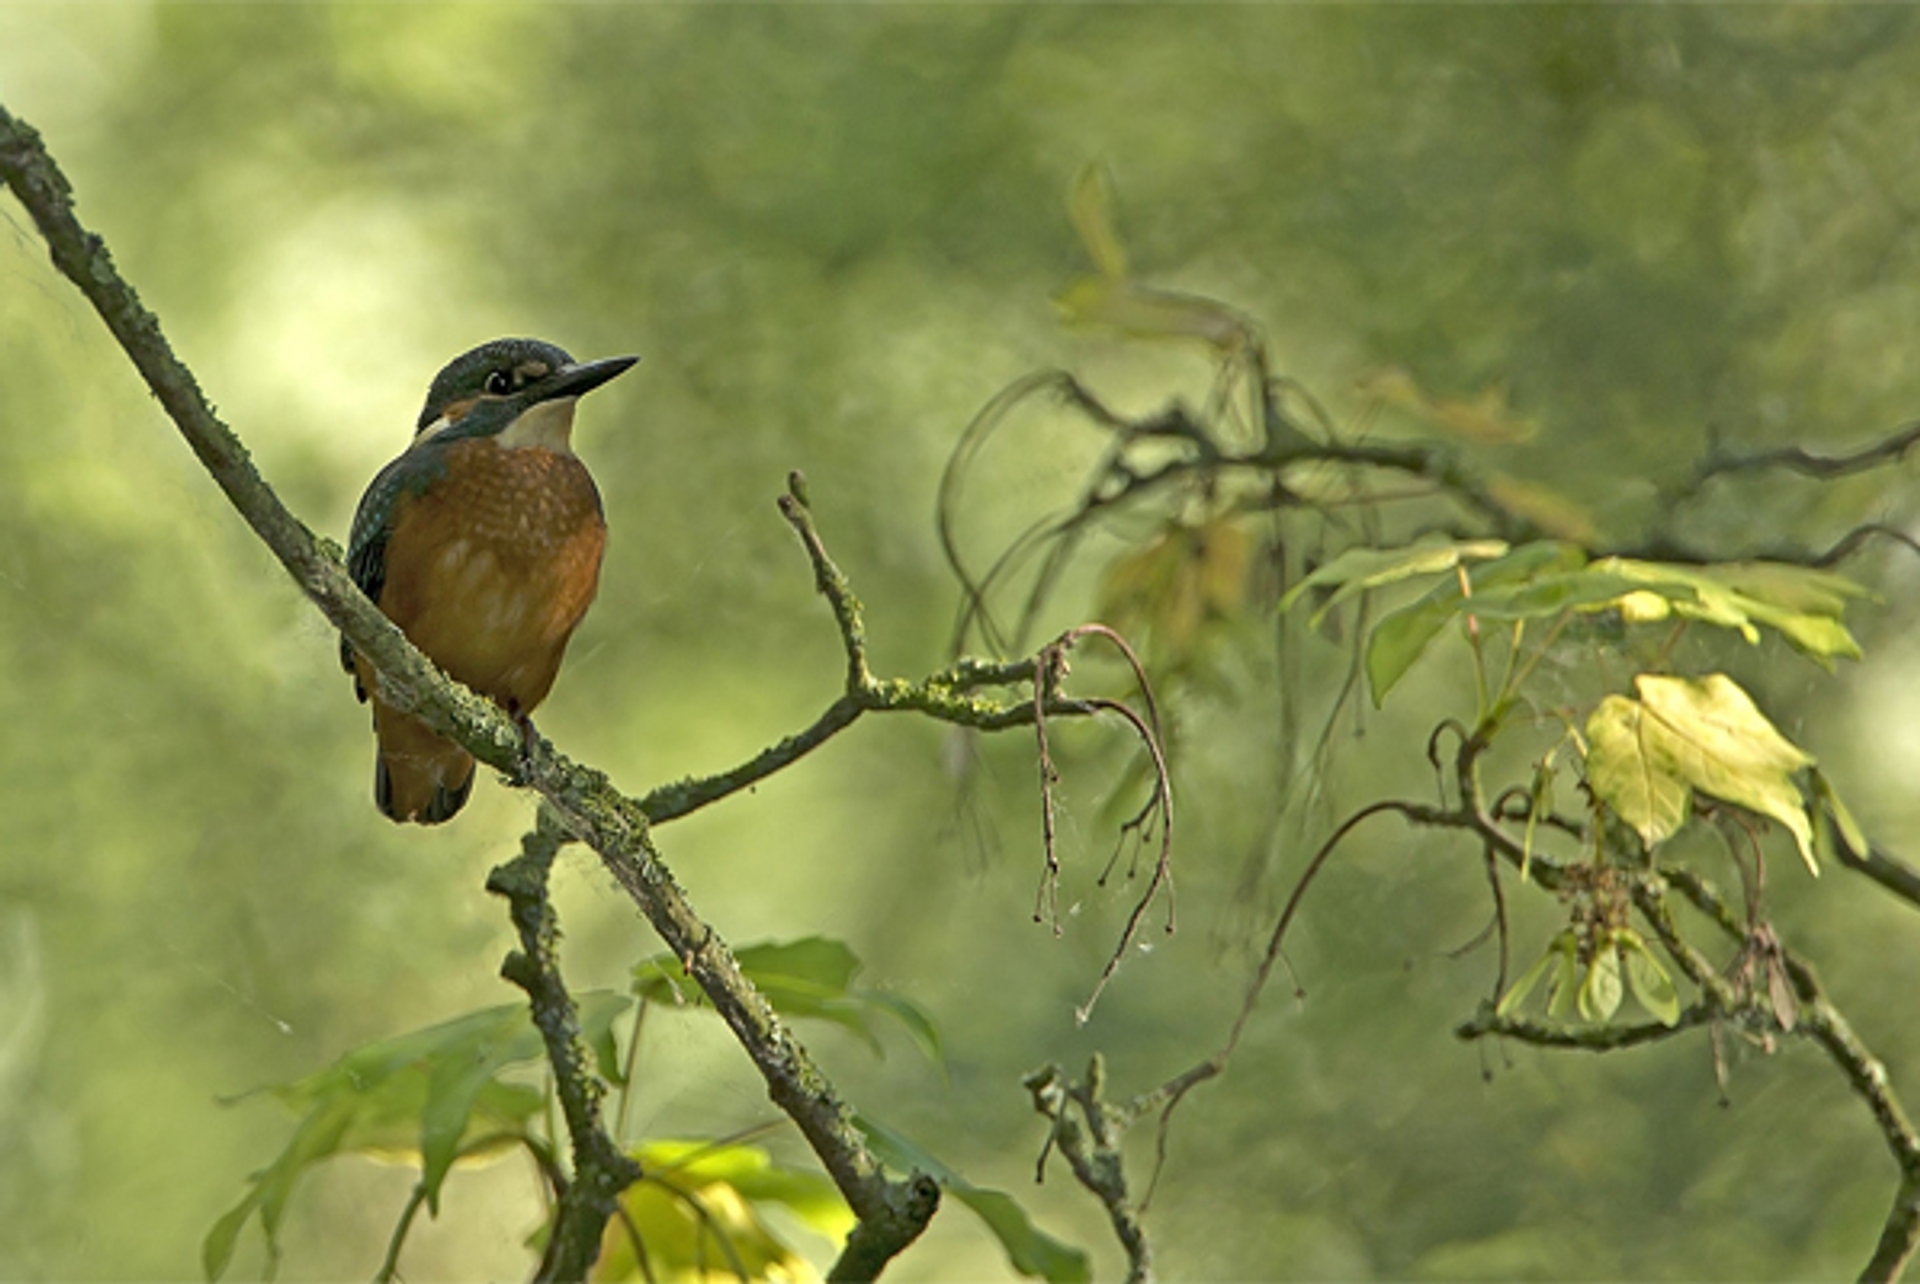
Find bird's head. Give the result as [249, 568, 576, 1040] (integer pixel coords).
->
[414, 337, 638, 452]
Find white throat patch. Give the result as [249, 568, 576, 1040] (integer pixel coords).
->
[496, 397, 580, 453]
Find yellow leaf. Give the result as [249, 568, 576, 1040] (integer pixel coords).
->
[1634, 674, 1819, 875]
[1616, 590, 1672, 624]
[1586, 693, 1691, 849]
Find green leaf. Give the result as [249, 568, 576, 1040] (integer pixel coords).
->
[1592, 559, 1864, 663]
[1619, 931, 1681, 1026]
[201, 1191, 259, 1282]
[857, 1114, 1091, 1283]
[1314, 545, 1865, 710]
[1545, 946, 1581, 1021]
[1520, 749, 1557, 883]
[1585, 694, 1691, 850]
[635, 937, 944, 1068]
[1578, 941, 1624, 1022]
[418, 1014, 530, 1213]
[206, 994, 630, 1278]
[596, 1140, 853, 1282]
[1277, 537, 1509, 621]
[1496, 931, 1576, 1017]
[1362, 541, 1586, 704]
[1634, 674, 1818, 875]
[1811, 766, 1869, 859]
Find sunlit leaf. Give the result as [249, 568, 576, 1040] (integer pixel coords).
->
[594, 1139, 853, 1283]
[635, 938, 943, 1067]
[1459, 569, 1650, 621]
[1586, 674, 1819, 874]
[1758, 612, 1861, 665]
[1634, 673, 1818, 875]
[1585, 693, 1691, 850]
[1619, 931, 1681, 1026]
[1616, 589, 1673, 624]
[1593, 559, 1864, 663]
[856, 1114, 1091, 1283]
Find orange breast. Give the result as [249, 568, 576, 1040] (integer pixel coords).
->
[379, 438, 606, 715]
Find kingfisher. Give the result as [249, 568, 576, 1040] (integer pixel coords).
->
[341, 337, 638, 824]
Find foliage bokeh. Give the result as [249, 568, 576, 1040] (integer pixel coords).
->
[4, 5, 1920, 1278]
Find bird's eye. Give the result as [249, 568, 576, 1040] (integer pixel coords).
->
[484, 370, 513, 395]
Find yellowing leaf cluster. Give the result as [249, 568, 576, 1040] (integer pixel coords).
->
[1586, 674, 1819, 874]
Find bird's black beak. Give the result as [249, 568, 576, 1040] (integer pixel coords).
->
[534, 355, 639, 404]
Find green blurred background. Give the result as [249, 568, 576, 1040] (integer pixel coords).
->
[4, 5, 1920, 1279]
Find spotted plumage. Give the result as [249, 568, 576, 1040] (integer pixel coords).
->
[342, 338, 637, 824]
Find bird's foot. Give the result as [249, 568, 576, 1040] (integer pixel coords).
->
[509, 711, 540, 786]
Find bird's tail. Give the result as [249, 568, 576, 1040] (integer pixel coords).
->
[371, 701, 476, 824]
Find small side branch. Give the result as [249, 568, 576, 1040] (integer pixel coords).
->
[640, 480, 1142, 828]
[487, 811, 643, 1282]
[1026, 1057, 1152, 1284]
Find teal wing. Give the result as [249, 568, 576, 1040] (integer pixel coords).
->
[340, 448, 446, 683]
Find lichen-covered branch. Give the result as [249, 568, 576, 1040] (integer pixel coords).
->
[1455, 1005, 1713, 1050]
[488, 811, 643, 1281]
[639, 477, 1116, 826]
[1026, 1057, 1152, 1284]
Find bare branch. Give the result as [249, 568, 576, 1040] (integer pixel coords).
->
[1688, 421, 1920, 486]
